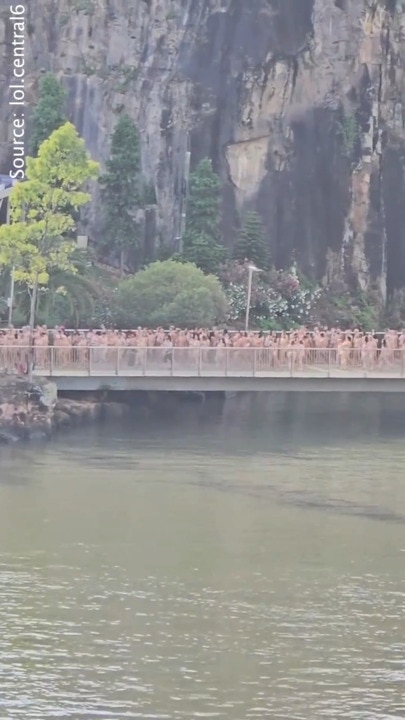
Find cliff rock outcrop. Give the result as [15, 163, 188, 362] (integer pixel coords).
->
[1, 0, 405, 297]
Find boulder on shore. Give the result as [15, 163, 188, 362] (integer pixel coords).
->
[53, 398, 103, 427]
[0, 374, 132, 443]
[0, 374, 57, 443]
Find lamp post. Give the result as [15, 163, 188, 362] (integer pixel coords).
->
[3, 178, 17, 326]
[6, 200, 15, 327]
[245, 264, 262, 332]
[7, 267, 15, 326]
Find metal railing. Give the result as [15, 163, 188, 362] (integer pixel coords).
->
[1, 346, 405, 378]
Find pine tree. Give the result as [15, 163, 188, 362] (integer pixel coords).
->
[183, 158, 227, 274]
[234, 211, 268, 268]
[30, 73, 67, 155]
[99, 114, 142, 276]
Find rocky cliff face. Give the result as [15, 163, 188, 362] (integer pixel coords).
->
[1, 0, 405, 297]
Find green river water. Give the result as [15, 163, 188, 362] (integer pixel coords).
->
[0, 393, 404, 719]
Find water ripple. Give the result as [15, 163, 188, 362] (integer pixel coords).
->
[0, 562, 404, 719]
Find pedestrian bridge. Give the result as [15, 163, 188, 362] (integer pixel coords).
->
[2, 345, 405, 393]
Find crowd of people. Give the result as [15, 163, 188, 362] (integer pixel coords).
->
[0, 325, 404, 372]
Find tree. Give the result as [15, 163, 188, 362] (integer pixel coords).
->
[0, 250, 104, 328]
[99, 113, 142, 277]
[234, 211, 268, 268]
[0, 122, 99, 377]
[113, 260, 228, 327]
[183, 158, 227, 274]
[30, 73, 67, 156]
[36, 250, 103, 328]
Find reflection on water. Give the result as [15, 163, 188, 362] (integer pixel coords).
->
[0, 393, 405, 719]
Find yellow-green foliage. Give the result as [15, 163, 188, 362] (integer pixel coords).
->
[0, 122, 98, 289]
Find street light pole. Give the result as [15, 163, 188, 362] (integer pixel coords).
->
[5, 189, 15, 327]
[7, 267, 15, 326]
[245, 264, 262, 332]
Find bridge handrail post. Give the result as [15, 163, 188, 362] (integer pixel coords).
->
[289, 349, 293, 377]
[225, 347, 229, 376]
[171, 347, 174, 376]
[328, 348, 331, 377]
[253, 348, 257, 376]
[198, 346, 202, 376]
[88, 347, 92, 376]
[115, 347, 120, 376]
[50, 347, 54, 377]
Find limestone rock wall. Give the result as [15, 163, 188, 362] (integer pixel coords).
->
[1, 0, 405, 296]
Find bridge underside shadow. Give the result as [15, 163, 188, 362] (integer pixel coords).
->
[47, 375, 405, 393]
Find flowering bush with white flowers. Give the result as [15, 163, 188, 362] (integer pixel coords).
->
[275, 264, 322, 326]
[219, 261, 321, 328]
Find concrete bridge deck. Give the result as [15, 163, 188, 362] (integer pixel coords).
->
[2, 346, 405, 392]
